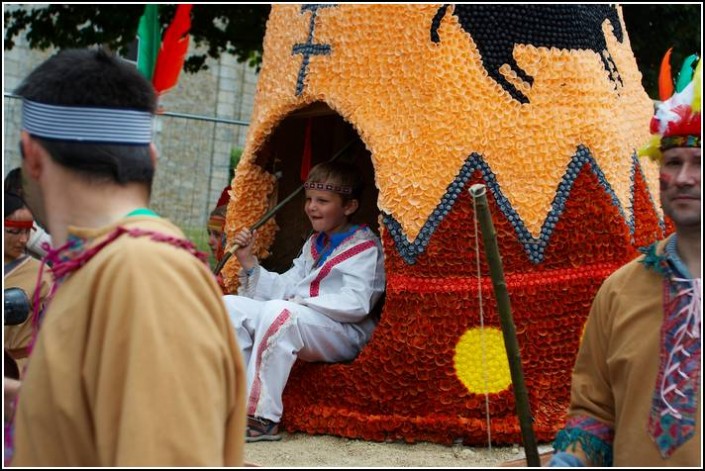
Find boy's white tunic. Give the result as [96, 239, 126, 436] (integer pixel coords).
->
[224, 226, 385, 422]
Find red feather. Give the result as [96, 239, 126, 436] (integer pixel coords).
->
[152, 4, 193, 95]
[658, 47, 674, 102]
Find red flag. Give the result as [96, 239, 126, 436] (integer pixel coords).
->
[152, 4, 192, 95]
[300, 118, 313, 182]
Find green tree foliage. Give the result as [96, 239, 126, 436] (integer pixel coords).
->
[3, 4, 271, 72]
[621, 4, 701, 99]
[4, 4, 700, 96]
[230, 147, 243, 180]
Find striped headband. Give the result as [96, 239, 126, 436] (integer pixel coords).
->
[22, 99, 153, 145]
[208, 215, 225, 232]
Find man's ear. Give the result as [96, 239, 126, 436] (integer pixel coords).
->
[344, 198, 359, 216]
[20, 131, 44, 180]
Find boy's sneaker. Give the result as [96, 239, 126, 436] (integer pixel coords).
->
[246, 416, 282, 442]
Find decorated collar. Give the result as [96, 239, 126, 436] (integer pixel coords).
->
[313, 224, 360, 267]
[641, 233, 702, 458]
[640, 235, 692, 280]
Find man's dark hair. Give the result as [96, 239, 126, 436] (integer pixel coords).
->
[4, 167, 24, 198]
[4, 192, 26, 219]
[15, 48, 158, 186]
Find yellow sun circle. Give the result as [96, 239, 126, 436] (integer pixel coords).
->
[454, 327, 512, 394]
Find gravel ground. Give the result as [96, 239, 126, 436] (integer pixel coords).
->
[244, 432, 554, 467]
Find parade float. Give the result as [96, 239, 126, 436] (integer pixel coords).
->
[222, 4, 663, 445]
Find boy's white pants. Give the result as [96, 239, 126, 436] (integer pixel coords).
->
[223, 295, 375, 423]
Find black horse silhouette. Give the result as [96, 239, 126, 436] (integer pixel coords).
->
[431, 4, 624, 104]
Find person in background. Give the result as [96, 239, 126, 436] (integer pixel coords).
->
[208, 185, 231, 292]
[8, 48, 246, 466]
[550, 54, 701, 467]
[3, 192, 53, 377]
[224, 161, 386, 442]
[4, 167, 52, 259]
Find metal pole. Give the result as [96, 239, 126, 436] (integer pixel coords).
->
[213, 138, 356, 275]
[468, 183, 540, 467]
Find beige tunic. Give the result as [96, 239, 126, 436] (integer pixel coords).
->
[4, 255, 52, 375]
[567, 237, 701, 466]
[12, 216, 246, 466]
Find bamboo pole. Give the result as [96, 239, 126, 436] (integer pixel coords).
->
[468, 183, 540, 467]
[213, 139, 356, 276]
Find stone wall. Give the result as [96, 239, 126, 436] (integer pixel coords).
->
[3, 9, 258, 235]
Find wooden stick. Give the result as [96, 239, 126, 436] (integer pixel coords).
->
[468, 183, 540, 467]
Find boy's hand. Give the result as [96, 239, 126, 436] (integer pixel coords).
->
[232, 228, 258, 270]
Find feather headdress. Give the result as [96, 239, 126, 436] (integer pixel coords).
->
[639, 50, 701, 161]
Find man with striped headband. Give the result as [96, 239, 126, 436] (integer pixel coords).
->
[8, 49, 246, 466]
[550, 53, 701, 467]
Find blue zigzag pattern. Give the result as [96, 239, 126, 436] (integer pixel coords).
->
[382, 145, 661, 265]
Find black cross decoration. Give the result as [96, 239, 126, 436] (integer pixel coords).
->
[292, 4, 337, 96]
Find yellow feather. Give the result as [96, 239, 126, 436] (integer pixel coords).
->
[638, 135, 663, 163]
[691, 59, 702, 113]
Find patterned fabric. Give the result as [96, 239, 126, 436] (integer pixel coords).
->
[4, 419, 14, 466]
[22, 99, 153, 145]
[553, 415, 614, 467]
[303, 181, 352, 195]
[641, 236, 702, 458]
[661, 135, 700, 150]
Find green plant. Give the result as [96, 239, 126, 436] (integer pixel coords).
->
[181, 225, 216, 269]
[230, 147, 243, 180]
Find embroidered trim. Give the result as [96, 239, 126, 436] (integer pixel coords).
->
[308, 225, 367, 269]
[639, 240, 672, 278]
[648, 276, 701, 458]
[661, 135, 700, 150]
[553, 415, 614, 466]
[639, 236, 702, 457]
[310, 240, 376, 297]
[303, 181, 352, 195]
[248, 309, 292, 417]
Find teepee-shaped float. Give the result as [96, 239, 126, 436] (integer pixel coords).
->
[222, 4, 663, 445]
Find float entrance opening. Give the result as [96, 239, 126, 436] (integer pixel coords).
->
[254, 102, 380, 273]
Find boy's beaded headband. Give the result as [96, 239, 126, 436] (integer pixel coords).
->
[304, 181, 353, 195]
[21, 99, 153, 145]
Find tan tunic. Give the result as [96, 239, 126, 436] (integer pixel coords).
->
[568, 237, 701, 466]
[4, 256, 52, 375]
[12, 216, 246, 466]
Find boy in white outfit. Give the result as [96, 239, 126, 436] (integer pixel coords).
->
[224, 161, 385, 442]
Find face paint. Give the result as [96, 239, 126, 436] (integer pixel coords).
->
[659, 171, 673, 191]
